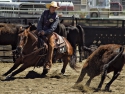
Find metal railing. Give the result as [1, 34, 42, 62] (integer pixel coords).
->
[0, 9, 124, 18]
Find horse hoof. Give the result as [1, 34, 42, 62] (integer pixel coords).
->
[42, 69, 49, 75]
[94, 88, 101, 92]
[1, 75, 14, 81]
[104, 88, 112, 92]
[5, 75, 14, 81]
[104, 86, 112, 92]
[61, 69, 65, 74]
[59, 73, 64, 76]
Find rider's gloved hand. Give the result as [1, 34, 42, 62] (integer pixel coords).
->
[38, 30, 45, 36]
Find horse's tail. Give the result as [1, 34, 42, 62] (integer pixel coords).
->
[69, 55, 80, 71]
[103, 46, 124, 72]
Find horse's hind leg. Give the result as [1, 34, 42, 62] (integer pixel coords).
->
[3, 58, 21, 76]
[42, 35, 55, 75]
[61, 56, 70, 74]
[105, 71, 120, 91]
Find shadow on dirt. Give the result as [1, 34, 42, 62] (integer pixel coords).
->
[25, 70, 46, 78]
[1, 70, 72, 81]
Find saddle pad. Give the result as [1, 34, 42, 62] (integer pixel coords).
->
[54, 33, 66, 48]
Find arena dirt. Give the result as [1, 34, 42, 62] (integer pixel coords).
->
[0, 60, 125, 94]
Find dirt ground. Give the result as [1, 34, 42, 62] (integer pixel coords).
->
[0, 60, 125, 94]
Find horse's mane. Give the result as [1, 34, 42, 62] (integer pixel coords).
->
[28, 30, 38, 40]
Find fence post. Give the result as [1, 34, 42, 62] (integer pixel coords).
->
[72, 15, 75, 26]
[122, 20, 124, 28]
[24, 18, 27, 25]
[75, 18, 78, 26]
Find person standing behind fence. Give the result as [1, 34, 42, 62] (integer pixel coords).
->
[37, 1, 60, 74]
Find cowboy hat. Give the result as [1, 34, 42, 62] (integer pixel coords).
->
[46, 1, 59, 9]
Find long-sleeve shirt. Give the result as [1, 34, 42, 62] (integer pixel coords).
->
[37, 10, 59, 35]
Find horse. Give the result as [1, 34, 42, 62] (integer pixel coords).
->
[26, 22, 89, 62]
[2, 27, 78, 79]
[0, 23, 28, 62]
[75, 44, 125, 92]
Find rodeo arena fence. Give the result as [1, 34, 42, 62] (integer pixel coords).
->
[0, 2, 125, 62]
[0, 16, 125, 62]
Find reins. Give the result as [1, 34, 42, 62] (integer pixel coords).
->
[32, 44, 48, 70]
[28, 31, 48, 70]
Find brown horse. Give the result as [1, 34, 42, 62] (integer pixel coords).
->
[75, 44, 125, 91]
[2, 27, 78, 79]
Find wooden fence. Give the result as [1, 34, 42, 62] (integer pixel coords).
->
[0, 45, 13, 62]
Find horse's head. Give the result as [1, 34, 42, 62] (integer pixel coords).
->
[16, 27, 30, 56]
[15, 25, 47, 59]
[17, 23, 37, 34]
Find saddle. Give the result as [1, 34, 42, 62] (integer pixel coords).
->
[53, 33, 67, 53]
[36, 33, 67, 67]
[37, 32, 67, 54]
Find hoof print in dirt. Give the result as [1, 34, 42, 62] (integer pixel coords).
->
[73, 84, 92, 92]
[50, 75, 62, 79]
[50, 72, 65, 79]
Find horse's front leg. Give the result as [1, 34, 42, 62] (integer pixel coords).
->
[61, 56, 70, 74]
[5, 63, 31, 80]
[42, 35, 55, 75]
[2, 57, 22, 76]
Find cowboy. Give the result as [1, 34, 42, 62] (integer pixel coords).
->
[37, 1, 60, 74]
